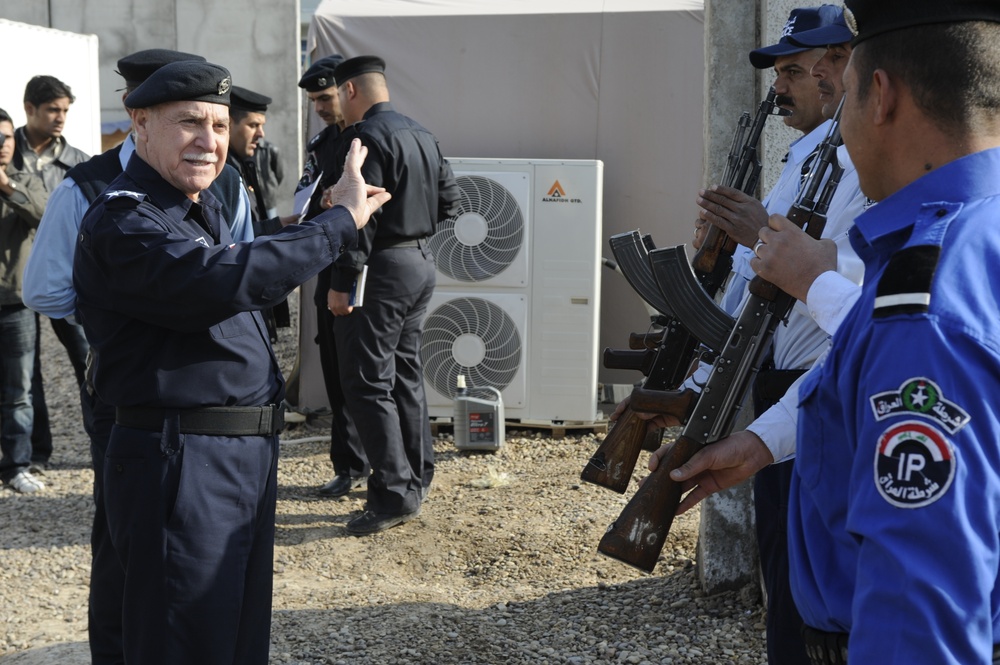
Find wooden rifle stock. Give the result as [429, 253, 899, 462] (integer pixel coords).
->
[581, 388, 696, 493]
[597, 434, 701, 572]
[691, 225, 738, 275]
[581, 408, 649, 493]
[630, 387, 697, 420]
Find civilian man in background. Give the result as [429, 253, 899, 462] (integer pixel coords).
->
[14, 74, 89, 473]
[327, 55, 461, 534]
[0, 108, 48, 495]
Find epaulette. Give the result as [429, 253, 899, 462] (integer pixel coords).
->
[873, 245, 940, 318]
[307, 131, 324, 152]
[103, 190, 147, 208]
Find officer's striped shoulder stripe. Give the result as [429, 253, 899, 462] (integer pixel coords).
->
[874, 245, 940, 318]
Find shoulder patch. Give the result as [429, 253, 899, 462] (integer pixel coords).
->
[874, 419, 955, 508]
[869, 377, 970, 434]
[873, 245, 940, 318]
[104, 189, 146, 203]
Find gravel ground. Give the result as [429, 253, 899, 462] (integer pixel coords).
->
[0, 293, 767, 664]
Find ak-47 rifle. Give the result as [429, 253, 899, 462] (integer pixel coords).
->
[597, 109, 845, 572]
[582, 88, 789, 493]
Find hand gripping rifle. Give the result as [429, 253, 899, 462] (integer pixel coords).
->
[583, 88, 790, 493]
[597, 112, 845, 572]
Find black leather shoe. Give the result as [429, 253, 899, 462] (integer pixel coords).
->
[318, 474, 365, 497]
[346, 508, 420, 536]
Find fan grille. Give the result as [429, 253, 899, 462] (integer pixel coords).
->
[421, 297, 522, 399]
[429, 175, 525, 282]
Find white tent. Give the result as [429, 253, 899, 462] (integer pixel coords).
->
[298, 0, 705, 410]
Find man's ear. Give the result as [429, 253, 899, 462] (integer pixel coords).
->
[871, 69, 897, 126]
[132, 108, 150, 141]
[23, 101, 36, 118]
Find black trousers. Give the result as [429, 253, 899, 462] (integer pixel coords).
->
[104, 424, 277, 665]
[315, 303, 368, 478]
[753, 368, 811, 665]
[334, 245, 435, 515]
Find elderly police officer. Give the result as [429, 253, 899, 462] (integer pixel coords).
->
[73, 60, 388, 665]
[24, 48, 256, 665]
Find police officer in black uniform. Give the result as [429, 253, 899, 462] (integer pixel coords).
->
[226, 85, 296, 342]
[26, 48, 252, 665]
[327, 55, 461, 535]
[298, 54, 372, 498]
[73, 60, 388, 665]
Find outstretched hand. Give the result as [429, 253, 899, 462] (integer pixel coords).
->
[325, 138, 391, 229]
[648, 430, 774, 515]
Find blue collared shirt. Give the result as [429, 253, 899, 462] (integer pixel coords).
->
[790, 146, 1000, 663]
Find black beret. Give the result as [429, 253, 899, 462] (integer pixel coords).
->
[749, 5, 846, 69]
[845, 0, 1000, 45]
[116, 49, 206, 88]
[125, 61, 232, 109]
[298, 54, 344, 92]
[333, 55, 386, 86]
[230, 86, 271, 113]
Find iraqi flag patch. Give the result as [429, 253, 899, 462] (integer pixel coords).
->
[874, 420, 955, 509]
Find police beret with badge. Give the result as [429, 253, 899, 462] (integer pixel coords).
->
[332, 55, 386, 86]
[116, 49, 206, 88]
[749, 4, 845, 69]
[230, 86, 272, 113]
[843, 0, 1000, 45]
[124, 61, 233, 109]
[298, 54, 344, 92]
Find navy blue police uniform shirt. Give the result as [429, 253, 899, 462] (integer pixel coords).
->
[329, 102, 461, 292]
[74, 153, 357, 409]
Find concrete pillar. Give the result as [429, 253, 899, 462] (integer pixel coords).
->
[696, 0, 759, 596]
[697, 0, 806, 596]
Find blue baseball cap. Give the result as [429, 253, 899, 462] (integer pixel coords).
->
[786, 4, 854, 48]
[749, 5, 847, 68]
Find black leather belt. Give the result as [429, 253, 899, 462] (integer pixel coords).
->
[116, 404, 284, 436]
[372, 236, 425, 251]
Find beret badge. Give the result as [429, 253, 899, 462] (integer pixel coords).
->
[843, 6, 859, 38]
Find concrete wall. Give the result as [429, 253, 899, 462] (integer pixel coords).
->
[0, 0, 302, 216]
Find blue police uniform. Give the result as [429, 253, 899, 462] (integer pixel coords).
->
[791, 146, 1000, 663]
[74, 152, 357, 665]
[331, 101, 461, 520]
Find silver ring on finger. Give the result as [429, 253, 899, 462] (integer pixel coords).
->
[753, 239, 765, 257]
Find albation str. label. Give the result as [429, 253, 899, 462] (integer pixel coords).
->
[874, 420, 955, 509]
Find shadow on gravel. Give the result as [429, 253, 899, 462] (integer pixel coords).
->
[269, 573, 764, 664]
[0, 491, 92, 550]
[0, 641, 89, 664]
